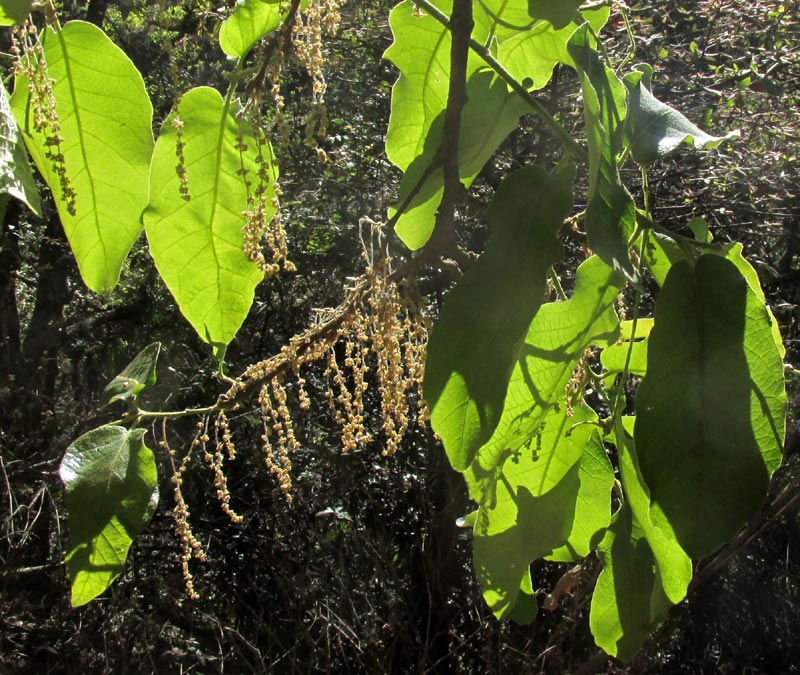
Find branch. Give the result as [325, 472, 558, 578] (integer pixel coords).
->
[413, 0, 589, 164]
[424, 0, 472, 266]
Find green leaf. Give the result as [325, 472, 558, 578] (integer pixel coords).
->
[219, 0, 288, 58]
[59, 425, 159, 606]
[470, 254, 622, 479]
[568, 26, 638, 283]
[0, 0, 31, 25]
[527, 0, 582, 30]
[384, 0, 486, 172]
[508, 570, 538, 624]
[11, 22, 154, 293]
[599, 319, 653, 377]
[624, 65, 740, 166]
[473, 403, 612, 619]
[101, 342, 161, 407]
[0, 80, 40, 214]
[612, 416, 691, 604]
[546, 431, 615, 562]
[589, 503, 675, 662]
[424, 164, 573, 471]
[143, 87, 274, 348]
[391, 71, 528, 249]
[635, 255, 786, 559]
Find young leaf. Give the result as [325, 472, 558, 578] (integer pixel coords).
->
[11, 21, 155, 293]
[624, 65, 740, 166]
[424, 164, 573, 471]
[59, 425, 159, 606]
[219, 0, 290, 58]
[635, 255, 786, 559]
[590, 503, 675, 662]
[101, 342, 161, 407]
[568, 26, 639, 283]
[0, 0, 31, 25]
[0, 80, 40, 215]
[143, 87, 275, 349]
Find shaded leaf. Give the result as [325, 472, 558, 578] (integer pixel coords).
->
[568, 26, 638, 283]
[0, 0, 31, 25]
[624, 65, 740, 166]
[11, 21, 154, 292]
[590, 503, 675, 662]
[527, 0, 581, 30]
[101, 342, 161, 407]
[424, 164, 573, 471]
[143, 87, 274, 349]
[635, 255, 786, 559]
[59, 426, 158, 606]
[0, 80, 40, 214]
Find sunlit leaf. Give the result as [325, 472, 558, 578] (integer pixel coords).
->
[424, 164, 573, 471]
[143, 86, 275, 349]
[470, 254, 621, 480]
[219, 0, 289, 58]
[11, 21, 154, 293]
[473, 403, 612, 618]
[59, 425, 158, 606]
[391, 71, 528, 248]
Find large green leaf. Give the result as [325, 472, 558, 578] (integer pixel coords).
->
[11, 21, 154, 293]
[568, 26, 638, 283]
[635, 255, 786, 559]
[384, 0, 487, 172]
[59, 425, 158, 606]
[0, 0, 31, 25]
[589, 503, 675, 662]
[0, 80, 40, 215]
[469, 254, 622, 480]
[473, 403, 613, 618]
[219, 0, 288, 58]
[391, 71, 528, 248]
[385, 0, 588, 249]
[424, 164, 573, 471]
[143, 87, 274, 349]
[101, 342, 161, 407]
[497, 6, 609, 85]
[624, 65, 739, 166]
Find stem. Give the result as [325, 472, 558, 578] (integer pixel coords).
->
[134, 405, 218, 420]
